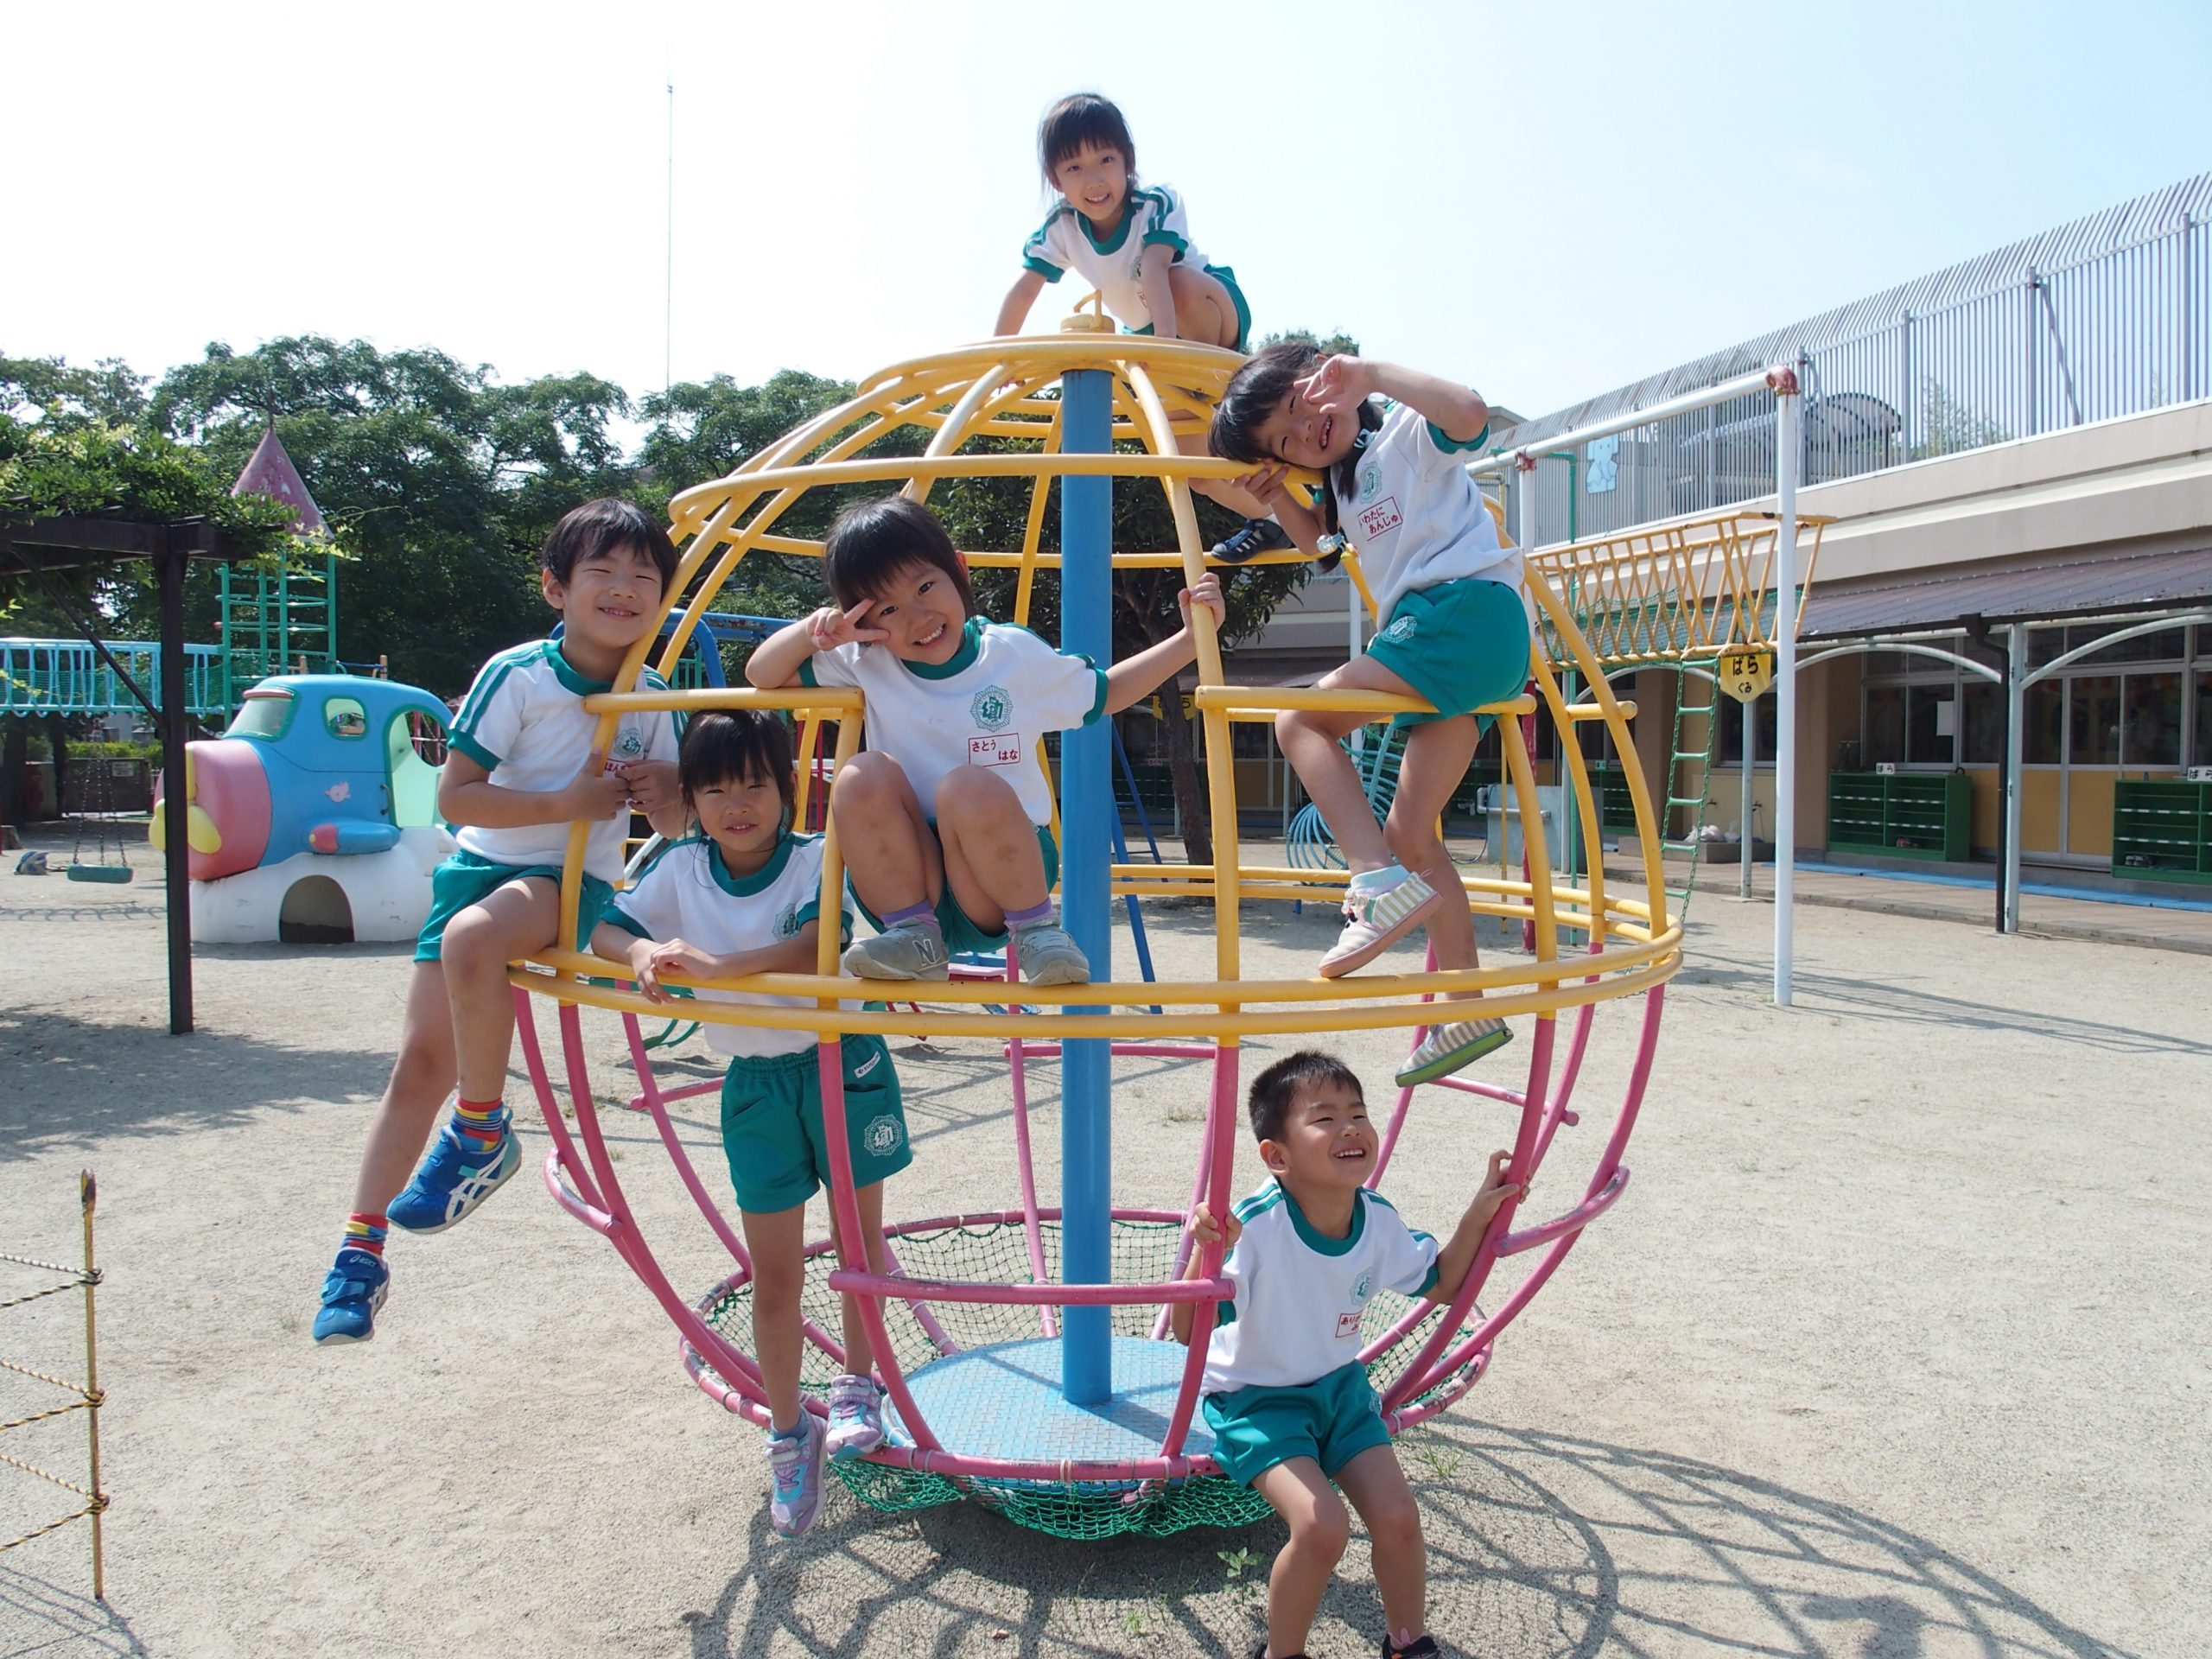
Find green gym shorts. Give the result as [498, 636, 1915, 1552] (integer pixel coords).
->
[720, 1033, 912, 1214]
[852, 823, 1059, 958]
[1364, 576, 1530, 731]
[1202, 1360, 1394, 1488]
[415, 850, 613, 963]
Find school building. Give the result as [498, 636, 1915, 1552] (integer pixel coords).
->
[1222, 172, 2212, 887]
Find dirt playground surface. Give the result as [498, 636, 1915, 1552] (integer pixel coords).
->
[1, 833, 2207, 1657]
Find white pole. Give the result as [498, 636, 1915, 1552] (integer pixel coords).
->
[1771, 367, 1801, 1007]
[2004, 623, 2026, 933]
[1739, 696, 1755, 900]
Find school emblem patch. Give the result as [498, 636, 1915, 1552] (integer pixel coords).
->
[1380, 615, 1417, 645]
[862, 1114, 904, 1157]
[773, 901, 800, 939]
[1359, 467, 1381, 503]
[1352, 1270, 1373, 1300]
[969, 683, 1013, 733]
[610, 724, 648, 762]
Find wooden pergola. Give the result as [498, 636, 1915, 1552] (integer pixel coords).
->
[3, 512, 249, 1034]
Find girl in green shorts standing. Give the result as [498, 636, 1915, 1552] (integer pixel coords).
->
[589, 710, 909, 1538]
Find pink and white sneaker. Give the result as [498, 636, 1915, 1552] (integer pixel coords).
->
[1319, 870, 1444, 977]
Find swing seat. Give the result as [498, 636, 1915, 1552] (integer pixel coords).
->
[67, 864, 133, 884]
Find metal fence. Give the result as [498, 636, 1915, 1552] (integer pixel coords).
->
[1496, 195, 2211, 551]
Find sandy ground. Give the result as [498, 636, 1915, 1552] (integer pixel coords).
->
[1, 828, 2208, 1659]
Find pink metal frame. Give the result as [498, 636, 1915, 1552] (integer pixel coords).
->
[518, 680, 1662, 1483]
[520, 959, 1660, 1484]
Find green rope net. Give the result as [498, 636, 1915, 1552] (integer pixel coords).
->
[694, 1217, 1485, 1540]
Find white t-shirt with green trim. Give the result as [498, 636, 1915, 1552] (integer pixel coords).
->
[448, 639, 680, 880]
[1333, 399, 1524, 624]
[798, 619, 1107, 827]
[1200, 1179, 1440, 1394]
[601, 832, 850, 1058]
[1020, 183, 1209, 332]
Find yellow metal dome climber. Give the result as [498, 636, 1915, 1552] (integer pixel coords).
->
[508, 331, 1791, 1538]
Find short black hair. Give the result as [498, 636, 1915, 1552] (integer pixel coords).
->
[677, 711, 795, 824]
[1039, 92, 1137, 187]
[541, 498, 679, 592]
[1209, 344, 1382, 536]
[1248, 1050, 1365, 1144]
[821, 495, 977, 617]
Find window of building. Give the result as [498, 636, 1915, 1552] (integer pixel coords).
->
[2080, 625, 2187, 666]
[1907, 685, 1955, 765]
[2068, 676, 2121, 766]
[2123, 672, 2183, 766]
[2195, 671, 2212, 766]
[1712, 694, 1779, 767]
[2024, 680, 2063, 764]
[1961, 680, 2004, 765]
[1865, 685, 1905, 765]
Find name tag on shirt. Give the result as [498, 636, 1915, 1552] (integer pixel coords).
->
[1357, 497, 1402, 541]
[1335, 1310, 1363, 1340]
[969, 734, 1023, 769]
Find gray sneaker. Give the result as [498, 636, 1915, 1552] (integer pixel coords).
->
[1013, 920, 1090, 986]
[842, 923, 950, 980]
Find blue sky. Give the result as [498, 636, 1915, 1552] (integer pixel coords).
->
[8, 0, 2208, 423]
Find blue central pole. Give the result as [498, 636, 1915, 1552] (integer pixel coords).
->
[1058, 368, 1113, 1405]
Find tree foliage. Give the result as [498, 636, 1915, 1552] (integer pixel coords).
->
[7, 337, 1341, 852]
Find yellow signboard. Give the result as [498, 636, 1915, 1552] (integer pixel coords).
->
[1719, 645, 1774, 704]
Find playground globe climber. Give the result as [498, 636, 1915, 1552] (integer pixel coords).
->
[511, 319, 1689, 1540]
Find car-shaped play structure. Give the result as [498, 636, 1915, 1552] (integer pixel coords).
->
[151, 675, 453, 944]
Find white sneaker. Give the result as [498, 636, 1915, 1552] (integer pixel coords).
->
[1319, 871, 1444, 977]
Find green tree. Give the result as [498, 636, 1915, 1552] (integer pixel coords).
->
[635, 369, 869, 626]
[1, 354, 149, 430]
[149, 337, 637, 695]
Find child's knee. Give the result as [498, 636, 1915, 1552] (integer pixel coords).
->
[1275, 708, 1314, 747]
[833, 752, 902, 808]
[749, 1259, 804, 1315]
[934, 765, 1014, 821]
[1294, 1500, 1351, 1563]
[439, 906, 500, 973]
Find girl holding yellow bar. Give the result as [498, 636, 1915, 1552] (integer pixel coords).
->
[1211, 346, 1531, 1087]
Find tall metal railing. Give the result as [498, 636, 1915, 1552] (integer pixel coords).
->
[1496, 211, 2210, 552]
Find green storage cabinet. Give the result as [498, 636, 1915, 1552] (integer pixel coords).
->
[1827, 771, 1972, 861]
[2112, 779, 2212, 885]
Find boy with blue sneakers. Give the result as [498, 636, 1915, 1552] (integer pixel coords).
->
[314, 499, 687, 1344]
[1173, 1052, 1518, 1659]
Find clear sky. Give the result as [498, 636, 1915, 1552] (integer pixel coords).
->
[9, 0, 2208, 423]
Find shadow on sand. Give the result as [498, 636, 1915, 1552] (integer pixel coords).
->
[678, 1423, 2128, 1658]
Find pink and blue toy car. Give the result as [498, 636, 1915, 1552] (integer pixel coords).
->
[152, 675, 454, 944]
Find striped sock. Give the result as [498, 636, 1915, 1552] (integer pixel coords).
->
[341, 1212, 389, 1258]
[452, 1097, 509, 1153]
[1002, 899, 1055, 930]
[880, 901, 941, 932]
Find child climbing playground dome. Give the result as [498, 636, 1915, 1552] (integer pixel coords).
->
[508, 332, 1809, 1538]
